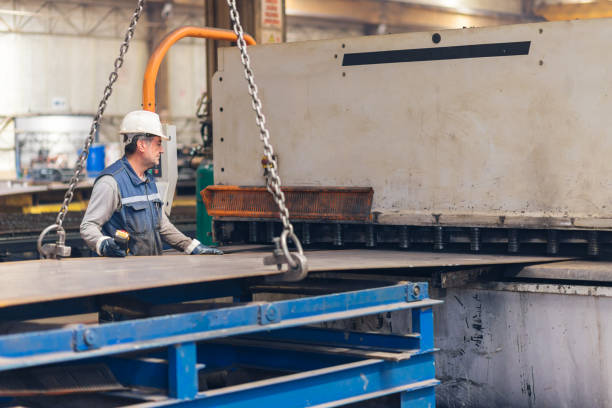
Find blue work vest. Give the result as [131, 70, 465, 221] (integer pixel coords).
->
[96, 156, 164, 256]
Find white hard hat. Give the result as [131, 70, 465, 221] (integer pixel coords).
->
[119, 110, 168, 140]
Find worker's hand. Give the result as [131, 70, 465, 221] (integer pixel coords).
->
[100, 238, 127, 257]
[191, 243, 223, 255]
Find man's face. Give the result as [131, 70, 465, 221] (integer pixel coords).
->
[140, 136, 164, 168]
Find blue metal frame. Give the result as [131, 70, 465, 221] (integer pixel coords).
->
[0, 278, 249, 321]
[148, 355, 438, 408]
[0, 282, 441, 407]
[168, 343, 199, 399]
[241, 326, 423, 351]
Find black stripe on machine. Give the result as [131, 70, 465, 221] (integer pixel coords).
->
[342, 41, 531, 66]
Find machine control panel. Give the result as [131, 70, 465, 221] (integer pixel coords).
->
[148, 161, 162, 178]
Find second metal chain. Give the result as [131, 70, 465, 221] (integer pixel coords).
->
[37, 0, 146, 259]
[55, 0, 146, 228]
[226, 0, 305, 272]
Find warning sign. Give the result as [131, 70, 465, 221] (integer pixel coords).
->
[261, 29, 282, 44]
[261, 0, 283, 29]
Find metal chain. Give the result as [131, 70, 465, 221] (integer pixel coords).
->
[226, 0, 305, 271]
[55, 0, 146, 228]
[38, 0, 146, 258]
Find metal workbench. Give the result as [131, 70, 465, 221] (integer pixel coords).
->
[0, 249, 452, 407]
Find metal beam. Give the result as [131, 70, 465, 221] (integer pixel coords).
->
[148, 0, 205, 6]
[197, 340, 358, 372]
[168, 343, 199, 400]
[241, 326, 422, 351]
[103, 331, 429, 394]
[0, 0, 205, 37]
[147, 2, 171, 118]
[152, 357, 438, 408]
[286, 0, 530, 30]
[534, 1, 612, 21]
[205, 0, 257, 103]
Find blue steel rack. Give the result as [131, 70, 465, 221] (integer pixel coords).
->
[0, 281, 440, 407]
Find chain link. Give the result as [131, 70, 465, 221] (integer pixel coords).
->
[226, 0, 304, 268]
[54, 0, 146, 228]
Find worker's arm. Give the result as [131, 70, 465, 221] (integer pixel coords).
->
[160, 212, 222, 255]
[80, 176, 122, 255]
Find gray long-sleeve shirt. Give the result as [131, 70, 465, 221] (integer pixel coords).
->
[80, 175, 197, 255]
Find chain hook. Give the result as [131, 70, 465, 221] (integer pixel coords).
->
[263, 231, 308, 282]
[226, 0, 308, 281]
[279, 229, 303, 269]
[279, 229, 308, 281]
[37, 224, 71, 259]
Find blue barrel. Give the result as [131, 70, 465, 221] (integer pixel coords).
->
[86, 144, 105, 178]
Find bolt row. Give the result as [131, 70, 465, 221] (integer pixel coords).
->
[243, 222, 603, 255]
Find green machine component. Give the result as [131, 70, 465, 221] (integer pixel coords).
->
[196, 160, 214, 245]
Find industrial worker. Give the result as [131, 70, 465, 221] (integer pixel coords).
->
[80, 110, 223, 257]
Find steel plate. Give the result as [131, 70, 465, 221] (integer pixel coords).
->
[0, 250, 572, 308]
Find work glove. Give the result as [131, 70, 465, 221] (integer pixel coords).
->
[191, 243, 223, 255]
[99, 238, 127, 257]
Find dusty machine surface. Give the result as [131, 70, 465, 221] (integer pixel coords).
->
[202, 17, 612, 408]
[208, 17, 612, 254]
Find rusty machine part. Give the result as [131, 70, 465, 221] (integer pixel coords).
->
[202, 186, 373, 222]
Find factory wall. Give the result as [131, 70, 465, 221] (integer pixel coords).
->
[0, 34, 206, 140]
[0, 0, 207, 180]
[0, 33, 148, 118]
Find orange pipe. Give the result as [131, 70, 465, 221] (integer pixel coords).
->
[143, 26, 256, 112]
